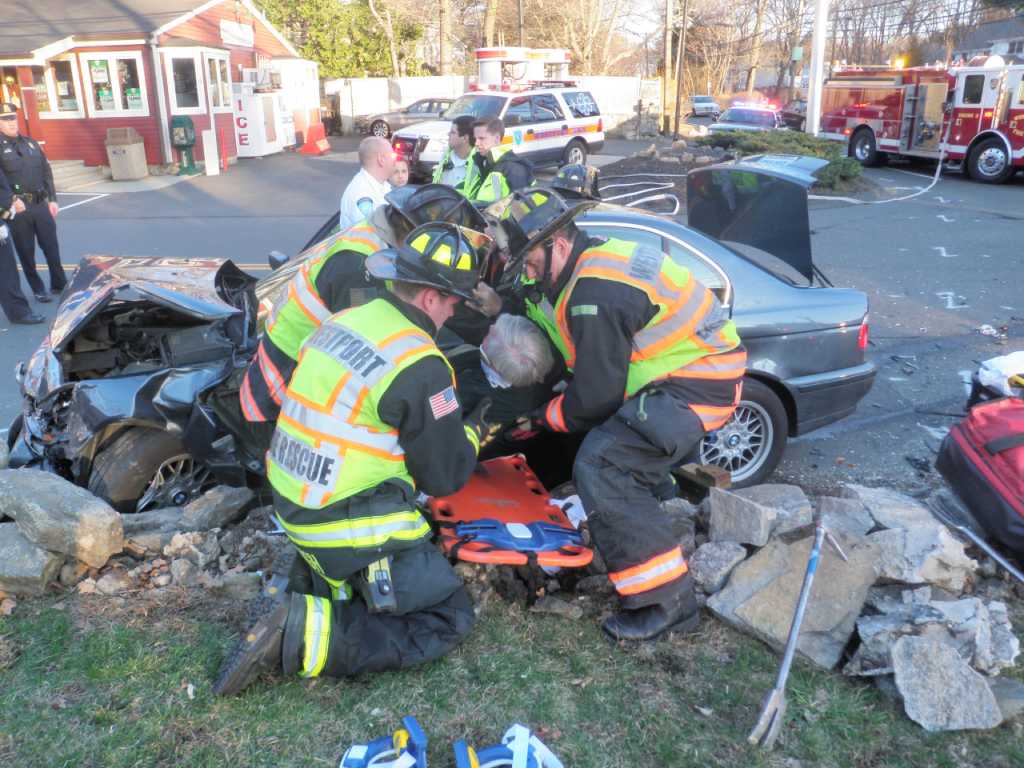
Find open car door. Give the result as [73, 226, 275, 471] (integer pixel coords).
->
[686, 154, 828, 284]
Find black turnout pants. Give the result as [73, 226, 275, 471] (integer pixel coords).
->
[574, 387, 704, 608]
[0, 233, 32, 322]
[11, 201, 66, 294]
[276, 485, 475, 678]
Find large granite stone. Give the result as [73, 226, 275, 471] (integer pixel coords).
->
[689, 541, 747, 594]
[733, 484, 813, 535]
[841, 484, 934, 530]
[0, 469, 122, 568]
[893, 636, 1002, 731]
[707, 531, 878, 669]
[180, 485, 254, 531]
[706, 487, 777, 547]
[868, 525, 977, 592]
[817, 496, 875, 537]
[0, 522, 64, 596]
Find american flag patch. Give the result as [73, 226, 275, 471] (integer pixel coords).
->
[428, 386, 459, 420]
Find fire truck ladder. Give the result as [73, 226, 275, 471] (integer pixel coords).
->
[899, 83, 921, 153]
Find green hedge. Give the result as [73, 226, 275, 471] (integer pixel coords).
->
[696, 131, 862, 189]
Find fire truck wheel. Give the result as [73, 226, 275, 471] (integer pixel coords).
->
[849, 128, 885, 167]
[967, 138, 1014, 184]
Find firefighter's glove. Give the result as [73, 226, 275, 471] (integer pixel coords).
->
[467, 281, 502, 317]
[464, 397, 501, 449]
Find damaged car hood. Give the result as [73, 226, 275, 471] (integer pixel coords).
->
[49, 255, 247, 352]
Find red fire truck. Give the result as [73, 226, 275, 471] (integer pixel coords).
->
[820, 57, 1024, 183]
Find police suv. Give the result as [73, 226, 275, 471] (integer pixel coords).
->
[392, 86, 605, 180]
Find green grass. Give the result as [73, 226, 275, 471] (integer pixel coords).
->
[2, 592, 1023, 768]
[695, 131, 863, 190]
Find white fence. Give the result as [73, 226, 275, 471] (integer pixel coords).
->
[324, 75, 662, 138]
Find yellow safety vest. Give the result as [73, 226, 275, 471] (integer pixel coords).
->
[526, 238, 746, 430]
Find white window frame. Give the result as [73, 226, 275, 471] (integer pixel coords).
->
[78, 51, 150, 118]
[163, 51, 207, 116]
[36, 56, 86, 120]
[204, 53, 233, 114]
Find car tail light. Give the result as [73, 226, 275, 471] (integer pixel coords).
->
[858, 316, 869, 350]
[597, 117, 603, 133]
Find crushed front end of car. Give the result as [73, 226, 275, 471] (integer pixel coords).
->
[9, 255, 258, 500]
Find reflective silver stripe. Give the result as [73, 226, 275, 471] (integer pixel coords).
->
[282, 511, 429, 547]
[632, 277, 711, 352]
[491, 173, 503, 200]
[302, 595, 329, 677]
[292, 263, 332, 323]
[283, 407, 404, 456]
[611, 551, 686, 592]
[575, 252, 683, 305]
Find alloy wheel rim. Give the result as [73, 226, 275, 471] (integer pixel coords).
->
[136, 453, 213, 513]
[699, 401, 774, 484]
[372, 123, 388, 137]
[568, 146, 584, 164]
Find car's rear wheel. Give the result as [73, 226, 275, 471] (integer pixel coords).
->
[563, 139, 587, 166]
[87, 428, 215, 513]
[699, 378, 788, 488]
[967, 138, 1014, 184]
[370, 120, 390, 138]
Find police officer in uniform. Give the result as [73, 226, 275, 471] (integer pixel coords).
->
[214, 222, 496, 695]
[0, 168, 43, 325]
[0, 104, 67, 303]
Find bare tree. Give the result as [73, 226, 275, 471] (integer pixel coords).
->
[367, 0, 401, 75]
[440, 0, 452, 74]
[483, 0, 499, 47]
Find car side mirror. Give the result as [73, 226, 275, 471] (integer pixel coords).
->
[268, 250, 288, 270]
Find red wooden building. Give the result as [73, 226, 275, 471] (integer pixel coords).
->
[1, 0, 321, 168]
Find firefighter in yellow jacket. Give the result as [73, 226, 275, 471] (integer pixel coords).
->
[215, 222, 495, 696]
[501, 188, 747, 642]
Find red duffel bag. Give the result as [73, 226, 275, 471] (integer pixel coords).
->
[936, 397, 1024, 554]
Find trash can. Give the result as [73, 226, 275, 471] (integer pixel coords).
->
[105, 127, 149, 181]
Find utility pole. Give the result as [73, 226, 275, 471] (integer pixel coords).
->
[672, 0, 690, 137]
[805, 0, 830, 135]
[439, 0, 452, 75]
[518, 0, 525, 46]
[745, 0, 766, 96]
[663, 0, 674, 133]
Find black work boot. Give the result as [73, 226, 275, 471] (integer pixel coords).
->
[602, 576, 700, 642]
[281, 591, 307, 678]
[213, 592, 289, 696]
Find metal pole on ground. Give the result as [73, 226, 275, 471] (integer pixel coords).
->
[805, 0, 830, 135]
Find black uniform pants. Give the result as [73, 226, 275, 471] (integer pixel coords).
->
[275, 487, 475, 678]
[11, 201, 66, 294]
[0, 230, 32, 322]
[573, 387, 704, 608]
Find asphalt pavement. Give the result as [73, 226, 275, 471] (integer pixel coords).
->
[1, 137, 1022, 497]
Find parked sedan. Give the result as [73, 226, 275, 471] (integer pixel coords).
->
[360, 98, 454, 138]
[7, 156, 874, 510]
[709, 106, 784, 134]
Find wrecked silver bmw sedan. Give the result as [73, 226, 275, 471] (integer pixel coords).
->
[9, 255, 259, 512]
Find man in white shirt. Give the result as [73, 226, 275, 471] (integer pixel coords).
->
[431, 116, 478, 195]
[339, 136, 395, 230]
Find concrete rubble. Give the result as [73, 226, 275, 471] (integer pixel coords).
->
[0, 469, 122, 568]
[868, 525, 977, 593]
